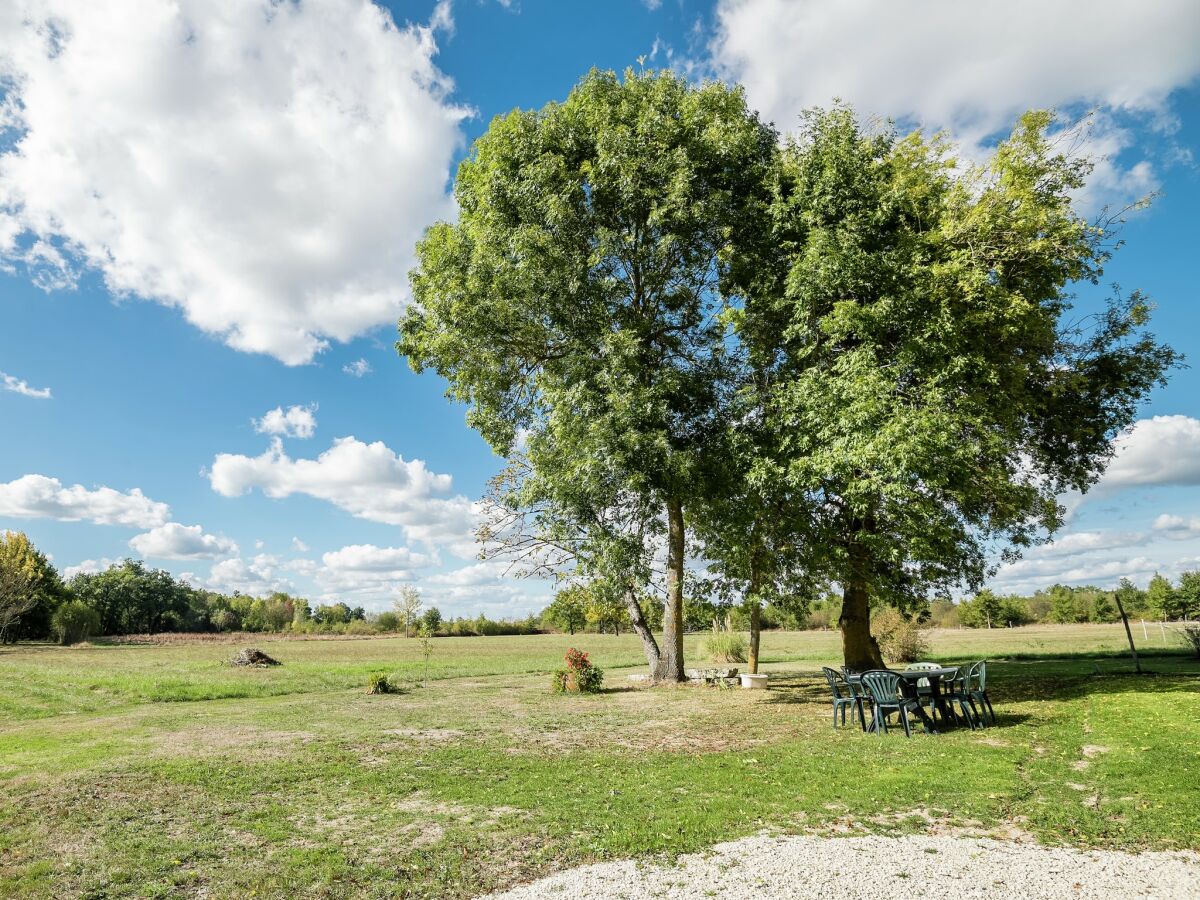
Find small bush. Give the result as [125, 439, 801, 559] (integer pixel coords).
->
[703, 630, 747, 663]
[50, 601, 100, 645]
[367, 672, 395, 694]
[872, 607, 929, 664]
[552, 647, 603, 694]
[1176, 623, 1200, 659]
[702, 616, 747, 663]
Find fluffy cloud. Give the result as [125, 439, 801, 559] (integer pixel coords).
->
[0, 474, 169, 527]
[1027, 529, 1148, 560]
[129, 522, 237, 560]
[711, 0, 1200, 209]
[992, 553, 1161, 594]
[712, 0, 1200, 136]
[343, 359, 372, 378]
[254, 404, 318, 439]
[313, 542, 437, 598]
[1098, 416, 1200, 490]
[1153, 514, 1200, 541]
[0, 0, 467, 364]
[207, 554, 290, 595]
[208, 436, 478, 554]
[63, 557, 118, 579]
[1, 371, 51, 399]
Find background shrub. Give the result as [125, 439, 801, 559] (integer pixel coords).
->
[552, 647, 603, 694]
[702, 630, 747, 663]
[872, 607, 929, 663]
[50, 600, 100, 645]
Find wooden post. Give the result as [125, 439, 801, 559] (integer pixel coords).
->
[1141, 619, 1148, 640]
[1114, 593, 1142, 675]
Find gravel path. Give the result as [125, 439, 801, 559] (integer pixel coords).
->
[481, 833, 1200, 899]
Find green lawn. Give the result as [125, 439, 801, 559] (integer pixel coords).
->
[1, 625, 1197, 898]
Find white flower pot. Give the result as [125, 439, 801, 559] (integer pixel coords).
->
[739, 673, 769, 690]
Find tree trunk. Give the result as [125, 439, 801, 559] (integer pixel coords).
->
[623, 583, 661, 674]
[655, 498, 686, 682]
[748, 601, 762, 675]
[840, 555, 884, 672]
[1114, 592, 1142, 675]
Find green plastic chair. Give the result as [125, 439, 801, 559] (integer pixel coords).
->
[967, 661, 996, 725]
[859, 670, 924, 737]
[904, 661, 944, 724]
[821, 666, 866, 730]
[938, 665, 981, 730]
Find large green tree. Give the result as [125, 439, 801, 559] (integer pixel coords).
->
[0, 531, 64, 642]
[69, 559, 193, 635]
[745, 108, 1176, 670]
[399, 69, 776, 681]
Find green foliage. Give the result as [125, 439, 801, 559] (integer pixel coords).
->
[50, 600, 100, 645]
[367, 673, 395, 694]
[421, 607, 444, 634]
[959, 590, 1032, 628]
[701, 629, 747, 664]
[401, 68, 778, 678]
[1175, 623, 1200, 659]
[374, 611, 401, 632]
[700, 619, 744, 667]
[734, 106, 1175, 668]
[1146, 574, 1178, 621]
[551, 647, 604, 694]
[0, 531, 66, 642]
[871, 607, 930, 663]
[541, 586, 589, 635]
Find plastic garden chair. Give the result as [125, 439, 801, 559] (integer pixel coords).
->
[967, 661, 997, 725]
[859, 670, 924, 737]
[821, 666, 866, 730]
[904, 661, 944, 724]
[938, 665, 980, 730]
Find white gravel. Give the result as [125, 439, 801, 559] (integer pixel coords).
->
[480, 833, 1200, 900]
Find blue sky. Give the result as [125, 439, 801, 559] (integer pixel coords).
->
[1, 0, 1199, 616]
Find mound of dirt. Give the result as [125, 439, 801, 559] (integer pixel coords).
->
[230, 647, 281, 668]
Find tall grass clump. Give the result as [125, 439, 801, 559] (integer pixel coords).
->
[703, 617, 747, 663]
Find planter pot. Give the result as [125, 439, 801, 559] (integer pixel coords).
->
[739, 673, 769, 690]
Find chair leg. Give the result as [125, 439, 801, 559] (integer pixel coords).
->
[984, 692, 996, 724]
[832, 702, 839, 730]
[856, 699, 867, 731]
[900, 706, 912, 737]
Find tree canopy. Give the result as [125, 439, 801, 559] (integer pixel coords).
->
[401, 69, 1176, 672]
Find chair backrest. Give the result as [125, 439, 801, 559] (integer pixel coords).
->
[941, 665, 964, 691]
[821, 666, 848, 700]
[969, 660, 987, 690]
[859, 669, 901, 704]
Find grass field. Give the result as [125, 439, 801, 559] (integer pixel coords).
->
[2, 625, 1198, 898]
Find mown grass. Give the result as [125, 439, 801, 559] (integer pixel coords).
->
[1, 625, 1197, 898]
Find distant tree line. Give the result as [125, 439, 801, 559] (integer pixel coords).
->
[0, 532, 539, 644]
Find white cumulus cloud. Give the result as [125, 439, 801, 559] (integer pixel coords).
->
[0, 0, 468, 364]
[1098, 416, 1200, 490]
[1, 371, 51, 398]
[343, 358, 372, 378]
[314, 542, 437, 598]
[254, 404, 318, 439]
[129, 522, 238, 560]
[0, 474, 169, 527]
[207, 553, 290, 595]
[63, 557, 118, 579]
[712, 0, 1200, 135]
[1153, 514, 1200, 541]
[208, 436, 478, 554]
[711, 0, 1200, 209]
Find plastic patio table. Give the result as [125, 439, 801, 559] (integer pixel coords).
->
[849, 667, 961, 733]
